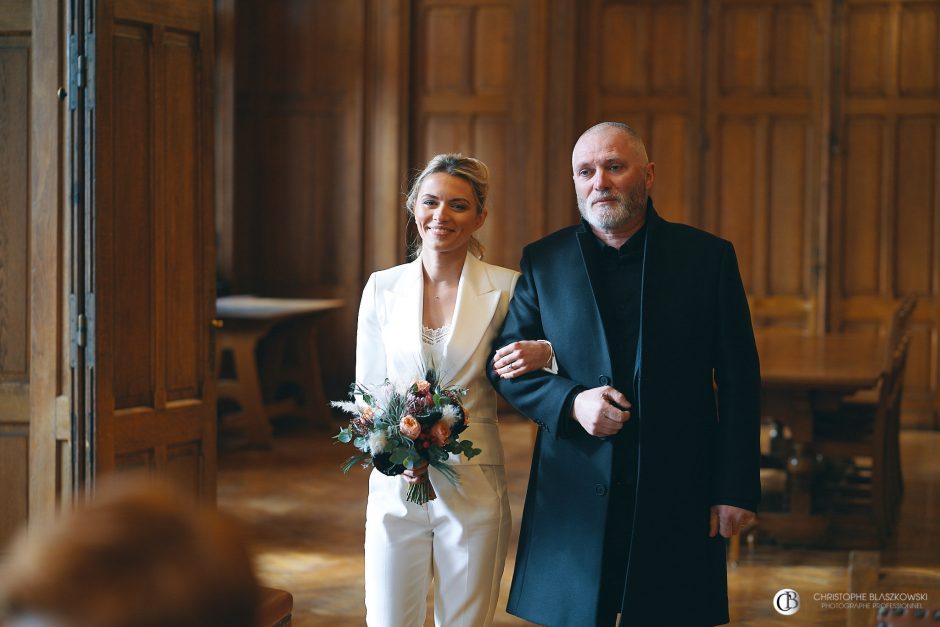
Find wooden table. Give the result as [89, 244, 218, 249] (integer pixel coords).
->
[215, 296, 345, 446]
[755, 330, 884, 543]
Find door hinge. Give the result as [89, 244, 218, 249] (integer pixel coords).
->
[85, 33, 95, 109]
[68, 33, 79, 110]
[68, 32, 95, 110]
[77, 313, 87, 348]
[69, 293, 94, 367]
[85, 294, 96, 367]
[69, 293, 79, 367]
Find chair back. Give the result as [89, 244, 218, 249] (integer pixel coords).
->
[870, 334, 911, 540]
[883, 296, 917, 371]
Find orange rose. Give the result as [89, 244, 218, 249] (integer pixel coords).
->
[399, 415, 421, 439]
[414, 379, 431, 393]
[360, 406, 375, 423]
[430, 421, 451, 446]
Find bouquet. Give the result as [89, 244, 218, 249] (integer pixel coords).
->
[332, 367, 481, 505]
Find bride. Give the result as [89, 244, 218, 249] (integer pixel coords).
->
[356, 154, 552, 626]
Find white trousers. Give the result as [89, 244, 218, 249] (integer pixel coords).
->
[364, 464, 511, 627]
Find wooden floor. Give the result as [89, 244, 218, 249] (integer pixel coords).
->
[218, 416, 940, 626]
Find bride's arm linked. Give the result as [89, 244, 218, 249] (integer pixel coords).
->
[491, 340, 555, 379]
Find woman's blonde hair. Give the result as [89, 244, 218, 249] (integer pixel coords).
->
[405, 153, 489, 259]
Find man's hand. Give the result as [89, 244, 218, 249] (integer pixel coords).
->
[571, 386, 631, 437]
[708, 505, 755, 538]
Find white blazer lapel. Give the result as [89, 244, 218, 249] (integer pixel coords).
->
[442, 254, 499, 380]
[383, 258, 424, 380]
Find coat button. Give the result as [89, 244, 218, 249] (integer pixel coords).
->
[598, 375, 611, 386]
[595, 484, 608, 496]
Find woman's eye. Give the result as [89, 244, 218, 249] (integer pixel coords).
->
[452, 204, 468, 211]
[422, 199, 436, 206]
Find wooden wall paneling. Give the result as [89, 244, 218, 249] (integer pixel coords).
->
[831, 0, 940, 427]
[705, 0, 827, 332]
[411, 0, 547, 271]
[581, 0, 703, 228]
[94, 0, 216, 494]
[276, 0, 363, 298]
[232, 1, 365, 398]
[543, 0, 578, 235]
[229, 0, 262, 294]
[214, 0, 235, 287]
[363, 0, 410, 274]
[0, 4, 31, 546]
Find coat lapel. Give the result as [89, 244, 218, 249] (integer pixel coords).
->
[575, 227, 614, 377]
[383, 258, 424, 379]
[442, 254, 499, 382]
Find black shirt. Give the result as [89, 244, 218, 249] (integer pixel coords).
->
[580, 215, 648, 488]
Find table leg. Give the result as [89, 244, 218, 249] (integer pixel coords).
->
[759, 389, 830, 543]
[217, 329, 273, 447]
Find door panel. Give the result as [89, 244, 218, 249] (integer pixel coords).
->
[0, 18, 31, 545]
[92, 0, 216, 496]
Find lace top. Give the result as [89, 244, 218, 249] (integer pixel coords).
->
[421, 323, 450, 369]
[421, 324, 452, 345]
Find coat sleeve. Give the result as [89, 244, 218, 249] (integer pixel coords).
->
[712, 242, 762, 512]
[487, 248, 583, 437]
[356, 273, 387, 388]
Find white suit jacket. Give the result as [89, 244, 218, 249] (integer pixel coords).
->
[356, 253, 520, 466]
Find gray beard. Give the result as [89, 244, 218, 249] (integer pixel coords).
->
[577, 187, 646, 230]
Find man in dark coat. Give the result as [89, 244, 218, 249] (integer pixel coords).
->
[488, 122, 761, 626]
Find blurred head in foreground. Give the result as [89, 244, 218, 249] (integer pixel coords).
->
[0, 476, 260, 627]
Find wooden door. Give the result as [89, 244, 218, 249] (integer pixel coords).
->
[0, 1, 32, 545]
[829, 0, 940, 428]
[88, 0, 217, 495]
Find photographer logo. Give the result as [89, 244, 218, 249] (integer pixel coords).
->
[773, 589, 801, 615]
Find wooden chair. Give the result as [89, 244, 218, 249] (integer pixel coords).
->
[846, 295, 917, 407]
[814, 335, 911, 545]
[848, 551, 940, 627]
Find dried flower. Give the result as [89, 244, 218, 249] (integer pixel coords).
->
[368, 431, 387, 454]
[440, 405, 459, 427]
